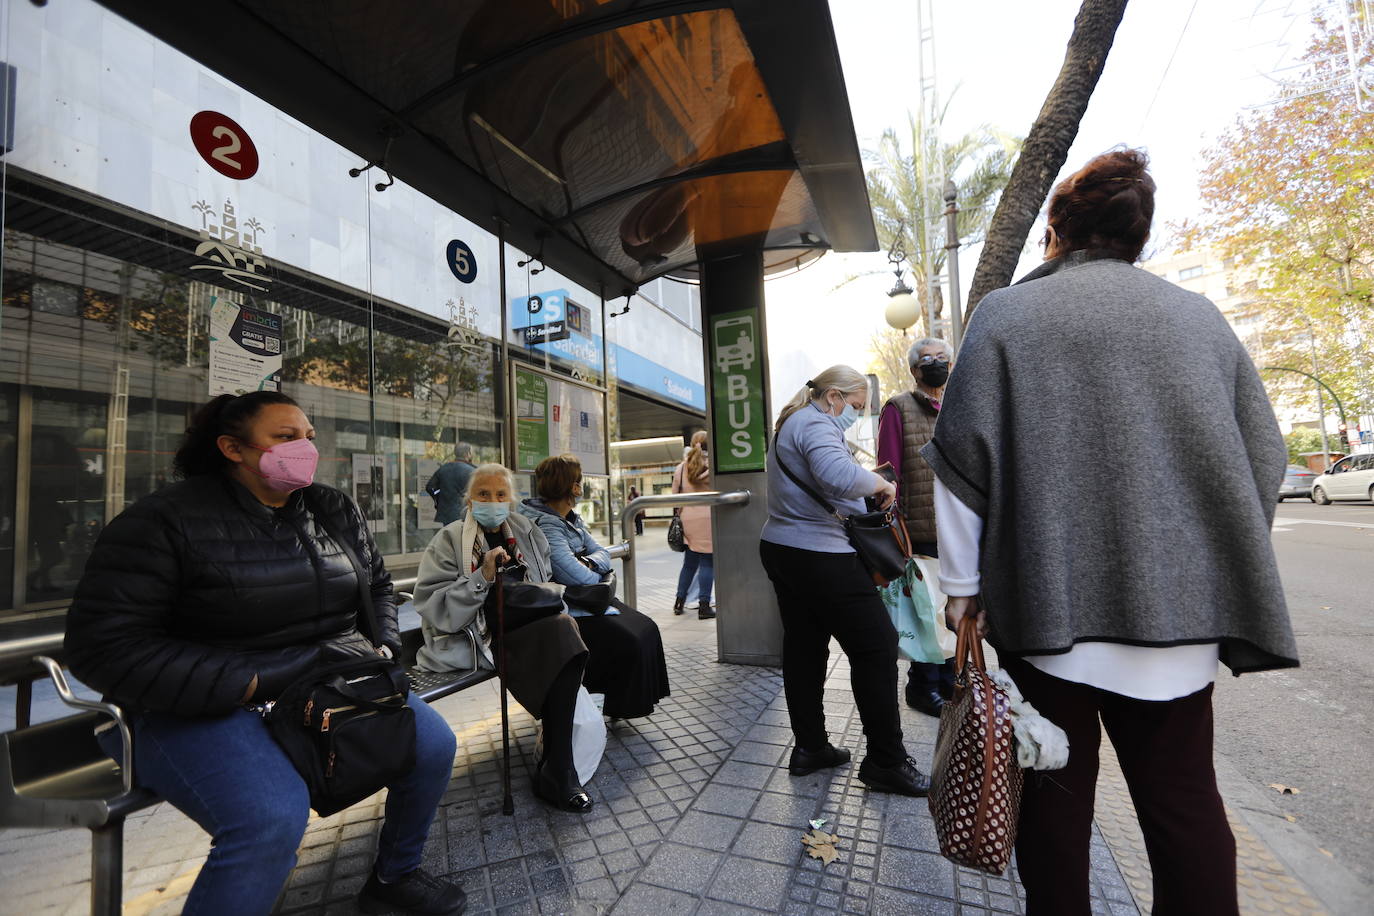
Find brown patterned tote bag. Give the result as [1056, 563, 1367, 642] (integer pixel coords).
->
[928, 615, 1024, 874]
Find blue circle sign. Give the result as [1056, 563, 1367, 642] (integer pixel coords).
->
[446, 239, 478, 283]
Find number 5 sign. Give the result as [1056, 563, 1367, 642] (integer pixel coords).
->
[190, 111, 260, 180]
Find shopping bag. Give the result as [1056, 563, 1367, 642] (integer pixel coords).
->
[910, 554, 956, 660]
[536, 685, 607, 785]
[878, 556, 945, 664]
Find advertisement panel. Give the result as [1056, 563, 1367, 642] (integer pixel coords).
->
[513, 365, 607, 475]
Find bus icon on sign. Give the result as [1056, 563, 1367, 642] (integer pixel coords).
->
[714, 316, 755, 373]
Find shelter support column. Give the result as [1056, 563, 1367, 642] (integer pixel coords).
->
[700, 251, 782, 666]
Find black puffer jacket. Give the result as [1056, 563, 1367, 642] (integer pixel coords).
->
[64, 475, 398, 717]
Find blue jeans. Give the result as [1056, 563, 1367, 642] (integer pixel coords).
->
[676, 549, 714, 603]
[98, 694, 456, 915]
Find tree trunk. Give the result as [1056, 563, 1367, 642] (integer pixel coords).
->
[964, 0, 1130, 319]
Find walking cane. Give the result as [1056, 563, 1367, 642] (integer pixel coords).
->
[495, 572, 515, 815]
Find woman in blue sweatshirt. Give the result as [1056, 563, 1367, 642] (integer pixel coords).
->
[521, 454, 670, 719]
[760, 364, 930, 797]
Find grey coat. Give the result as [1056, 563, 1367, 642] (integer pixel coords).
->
[412, 510, 556, 673]
[921, 251, 1298, 675]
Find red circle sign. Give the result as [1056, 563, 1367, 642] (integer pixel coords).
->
[189, 111, 260, 180]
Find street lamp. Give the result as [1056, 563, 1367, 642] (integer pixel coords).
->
[883, 221, 921, 331]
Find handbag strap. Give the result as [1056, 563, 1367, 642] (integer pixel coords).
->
[953, 614, 987, 678]
[309, 493, 383, 647]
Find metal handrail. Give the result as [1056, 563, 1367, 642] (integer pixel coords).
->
[619, 491, 751, 607]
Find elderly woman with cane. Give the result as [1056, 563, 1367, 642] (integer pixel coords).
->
[413, 463, 594, 813]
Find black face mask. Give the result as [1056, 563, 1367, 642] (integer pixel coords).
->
[918, 362, 950, 387]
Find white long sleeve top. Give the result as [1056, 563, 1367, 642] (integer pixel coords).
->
[933, 478, 1218, 701]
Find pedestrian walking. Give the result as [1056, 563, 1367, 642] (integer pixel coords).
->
[760, 365, 931, 797]
[672, 430, 716, 619]
[424, 442, 476, 526]
[923, 149, 1298, 915]
[627, 485, 644, 535]
[876, 335, 957, 717]
[63, 391, 464, 916]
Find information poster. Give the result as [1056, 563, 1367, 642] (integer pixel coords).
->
[208, 297, 282, 396]
[514, 366, 606, 475]
[415, 457, 440, 529]
[709, 306, 767, 473]
[352, 454, 388, 533]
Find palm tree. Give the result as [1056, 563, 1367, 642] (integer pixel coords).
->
[966, 0, 1131, 315]
[865, 108, 1021, 332]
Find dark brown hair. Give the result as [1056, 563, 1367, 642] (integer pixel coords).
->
[534, 454, 582, 502]
[173, 391, 299, 478]
[1043, 148, 1155, 262]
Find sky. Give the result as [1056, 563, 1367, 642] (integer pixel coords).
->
[763, 0, 1324, 411]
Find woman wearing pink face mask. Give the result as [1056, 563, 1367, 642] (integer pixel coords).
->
[64, 391, 465, 916]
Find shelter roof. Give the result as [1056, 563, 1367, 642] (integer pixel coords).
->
[97, 0, 878, 294]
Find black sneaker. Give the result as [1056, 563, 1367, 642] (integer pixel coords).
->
[788, 743, 852, 776]
[858, 755, 931, 797]
[358, 867, 466, 915]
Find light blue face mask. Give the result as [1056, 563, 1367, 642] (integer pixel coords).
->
[832, 402, 860, 432]
[470, 500, 510, 529]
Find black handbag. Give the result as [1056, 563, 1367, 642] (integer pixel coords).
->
[667, 515, 686, 552]
[488, 578, 566, 631]
[262, 505, 417, 816]
[563, 571, 617, 614]
[773, 446, 913, 587]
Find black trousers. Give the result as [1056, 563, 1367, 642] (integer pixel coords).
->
[759, 540, 906, 766]
[1000, 656, 1238, 916]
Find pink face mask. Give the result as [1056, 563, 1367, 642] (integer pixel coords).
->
[242, 437, 319, 492]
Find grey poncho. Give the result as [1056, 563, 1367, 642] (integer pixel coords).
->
[921, 251, 1298, 675]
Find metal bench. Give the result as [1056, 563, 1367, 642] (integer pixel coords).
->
[0, 596, 496, 915]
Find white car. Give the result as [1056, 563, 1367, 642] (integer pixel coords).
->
[1310, 453, 1374, 504]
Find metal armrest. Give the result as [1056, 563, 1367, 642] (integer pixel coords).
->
[462, 628, 482, 675]
[32, 656, 135, 795]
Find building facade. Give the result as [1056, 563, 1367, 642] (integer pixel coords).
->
[0, 0, 709, 617]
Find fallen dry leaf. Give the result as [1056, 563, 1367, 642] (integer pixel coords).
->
[800, 828, 841, 866]
[806, 843, 839, 865]
[1268, 784, 1301, 795]
[1284, 814, 1297, 823]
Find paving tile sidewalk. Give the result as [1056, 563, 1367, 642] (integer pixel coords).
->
[0, 534, 1352, 914]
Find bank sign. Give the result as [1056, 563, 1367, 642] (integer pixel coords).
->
[709, 307, 767, 473]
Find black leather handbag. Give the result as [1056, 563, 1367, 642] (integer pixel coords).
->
[774, 447, 912, 587]
[563, 571, 617, 614]
[488, 578, 566, 631]
[263, 506, 416, 816]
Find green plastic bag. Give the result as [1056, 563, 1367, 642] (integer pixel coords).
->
[879, 556, 946, 664]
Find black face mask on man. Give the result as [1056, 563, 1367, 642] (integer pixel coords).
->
[918, 361, 950, 388]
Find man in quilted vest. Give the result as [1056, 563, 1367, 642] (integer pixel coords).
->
[876, 337, 956, 717]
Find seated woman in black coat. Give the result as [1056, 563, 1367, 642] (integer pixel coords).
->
[519, 454, 669, 720]
[63, 392, 463, 916]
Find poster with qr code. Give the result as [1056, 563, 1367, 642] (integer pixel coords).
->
[208, 297, 283, 396]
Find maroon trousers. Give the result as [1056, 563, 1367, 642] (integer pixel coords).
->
[1000, 655, 1238, 916]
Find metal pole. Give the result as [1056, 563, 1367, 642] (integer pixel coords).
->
[1310, 332, 1332, 468]
[619, 490, 750, 607]
[943, 179, 963, 350]
[90, 822, 125, 915]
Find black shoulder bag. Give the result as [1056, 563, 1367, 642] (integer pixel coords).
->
[263, 509, 417, 816]
[773, 436, 913, 587]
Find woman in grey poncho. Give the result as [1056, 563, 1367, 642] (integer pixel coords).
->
[922, 149, 1297, 915]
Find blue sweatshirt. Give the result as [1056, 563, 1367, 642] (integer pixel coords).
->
[761, 402, 881, 553]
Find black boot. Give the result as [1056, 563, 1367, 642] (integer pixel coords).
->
[673, 596, 686, 615]
[697, 601, 716, 620]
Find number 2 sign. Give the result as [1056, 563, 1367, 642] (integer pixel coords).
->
[190, 111, 260, 180]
